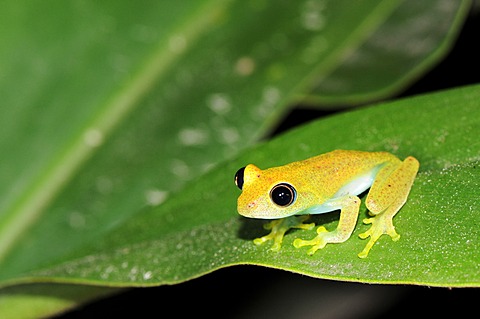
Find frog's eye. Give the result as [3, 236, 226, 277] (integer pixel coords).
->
[235, 167, 246, 190]
[270, 183, 296, 207]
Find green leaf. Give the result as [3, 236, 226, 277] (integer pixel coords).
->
[7, 84, 480, 289]
[301, 0, 472, 105]
[0, 284, 117, 319]
[0, 0, 471, 317]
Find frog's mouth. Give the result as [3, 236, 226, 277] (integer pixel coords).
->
[237, 200, 294, 219]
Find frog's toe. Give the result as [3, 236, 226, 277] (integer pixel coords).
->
[253, 233, 282, 249]
[357, 248, 370, 259]
[358, 214, 400, 257]
[293, 227, 329, 254]
[253, 236, 270, 246]
[269, 241, 282, 251]
[254, 233, 284, 252]
[262, 220, 277, 230]
[306, 243, 326, 255]
[360, 215, 398, 239]
[388, 229, 400, 241]
[358, 228, 372, 240]
[253, 216, 320, 252]
[297, 222, 315, 231]
[293, 237, 327, 252]
[358, 234, 380, 258]
[293, 238, 309, 248]
[315, 226, 328, 234]
[362, 217, 374, 225]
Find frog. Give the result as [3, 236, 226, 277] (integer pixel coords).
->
[234, 150, 419, 258]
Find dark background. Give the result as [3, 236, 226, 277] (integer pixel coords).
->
[59, 8, 480, 319]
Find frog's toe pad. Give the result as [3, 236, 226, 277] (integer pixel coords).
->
[357, 249, 369, 259]
[269, 242, 282, 251]
[315, 226, 328, 234]
[293, 238, 327, 254]
[390, 231, 400, 241]
[293, 238, 309, 248]
[253, 236, 270, 246]
[362, 217, 374, 225]
[297, 222, 315, 231]
[358, 230, 370, 240]
[293, 227, 329, 255]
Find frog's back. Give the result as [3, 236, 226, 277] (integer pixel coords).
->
[307, 149, 398, 166]
[275, 150, 399, 198]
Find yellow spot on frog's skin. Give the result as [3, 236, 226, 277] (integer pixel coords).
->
[235, 150, 419, 258]
[234, 56, 256, 76]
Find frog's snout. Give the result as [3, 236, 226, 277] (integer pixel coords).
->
[237, 200, 257, 218]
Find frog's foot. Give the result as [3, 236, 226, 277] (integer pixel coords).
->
[253, 216, 314, 251]
[357, 214, 400, 258]
[292, 226, 331, 255]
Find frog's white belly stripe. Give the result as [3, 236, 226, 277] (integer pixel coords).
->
[303, 199, 344, 215]
[333, 171, 376, 198]
[301, 170, 377, 216]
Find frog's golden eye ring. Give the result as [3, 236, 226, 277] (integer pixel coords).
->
[270, 183, 296, 207]
[235, 167, 245, 190]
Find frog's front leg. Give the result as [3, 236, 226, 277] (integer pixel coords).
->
[253, 215, 314, 251]
[358, 156, 419, 258]
[293, 195, 360, 255]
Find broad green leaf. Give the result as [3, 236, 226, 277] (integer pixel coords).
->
[302, 0, 471, 105]
[0, 0, 411, 279]
[0, 284, 117, 319]
[5, 84, 479, 289]
[0, 0, 471, 317]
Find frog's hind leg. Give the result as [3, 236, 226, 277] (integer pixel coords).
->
[358, 156, 419, 258]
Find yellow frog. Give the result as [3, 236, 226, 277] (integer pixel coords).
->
[234, 150, 419, 258]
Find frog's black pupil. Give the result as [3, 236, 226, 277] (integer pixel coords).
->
[235, 167, 245, 190]
[270, 183, 296, 207]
